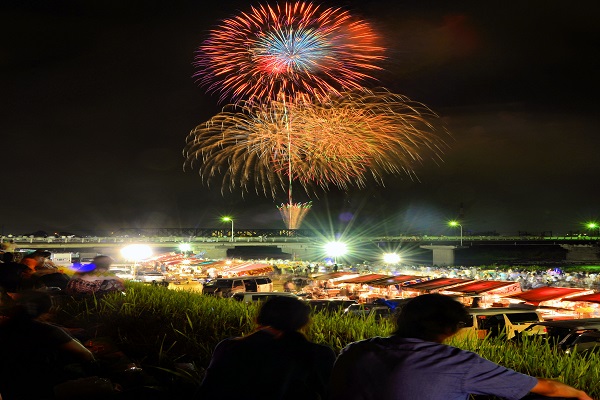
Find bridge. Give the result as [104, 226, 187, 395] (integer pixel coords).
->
[3, 231, 600, 265]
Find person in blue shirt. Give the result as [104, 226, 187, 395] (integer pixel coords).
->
[329, 293, 592, 400]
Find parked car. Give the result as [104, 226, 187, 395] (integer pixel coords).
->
[521, 318, 600, 354]
[231, 291, 298, 303]
[132, 271, 167, 285]
[456, 308, 544, 340]
[201, 276, 273, 297]
[109, 268, 133, 280]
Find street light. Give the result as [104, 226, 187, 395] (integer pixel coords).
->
[222, 216, 234, 242]
[586, 222, 600, 237]
[383, 252, 401, 265]
[179, 243, 192, 254]
[324, 241, 347, 264]
[449, 220, 463, 246]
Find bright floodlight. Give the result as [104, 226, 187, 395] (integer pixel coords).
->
[324, 241, 347, 257]
[587, 222, 598, 229]
[121, 244, 152, 261]
[179, 243, 192, 252]
[449, 220, 460, 227]
[383, 253, 401, 264]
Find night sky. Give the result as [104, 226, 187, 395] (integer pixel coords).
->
[2, 0, 599, 236]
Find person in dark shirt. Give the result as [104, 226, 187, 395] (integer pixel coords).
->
[330, 294, 592, 400]
[0, 290, 95, 399]
[0, 252, 31, 293]
[199, 296, 336, 400]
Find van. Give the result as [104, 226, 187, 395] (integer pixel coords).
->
[201, 276, 273, 297]
[521, 318, 600, 353]
[457, 308, 544, 340]
[231, 292, 297, 303]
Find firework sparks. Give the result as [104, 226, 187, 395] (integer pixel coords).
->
[193, 2, 384, 103]
[183, 89, 450, 197]
[278, 202, 312, 230]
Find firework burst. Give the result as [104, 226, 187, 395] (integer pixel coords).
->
[183, 89, 450, 197]
[193, 2, 384, 103]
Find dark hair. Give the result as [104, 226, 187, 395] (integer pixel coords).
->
[256, 296, 310, 332]
[11, 290, 53, 319]
[394, 294, 470, 341]
[92, 255, 113, 270]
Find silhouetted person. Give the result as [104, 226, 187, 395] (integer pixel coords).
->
[66, 255, 125, 297]
[199, 296, 336, 400]
[20, 250, 52, 273]
[0, 290, 95, 399]
[330, 294, 592, 400]
[0, 252, 31, 294]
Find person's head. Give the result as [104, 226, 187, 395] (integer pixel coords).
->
[256, 296, 310, 332]
[394, 294, 470, 342]
[9, 290, 53, 320]
[24, 250, 51, 267]
[92, 255, 113, 271]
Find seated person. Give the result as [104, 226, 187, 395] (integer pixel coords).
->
[0, 252, 31, 294]
[66, 255, 125, 296]
[330, 293, 592, 400]
[199, 296, 336, 400]
[0, 290, 95, 399]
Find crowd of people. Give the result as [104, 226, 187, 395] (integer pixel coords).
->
[1, 248, 597, 399]
[0, 250, 127, 399]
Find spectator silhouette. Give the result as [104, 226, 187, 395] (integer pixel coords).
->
[66, 255, 125, 297]
[199, 296, 336, 400]
[0, 290, 95, 399]
[330, 293, 592, 400]
[0, 252, 31, 295]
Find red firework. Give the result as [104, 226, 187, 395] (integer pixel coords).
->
[194, 2, 384, 103]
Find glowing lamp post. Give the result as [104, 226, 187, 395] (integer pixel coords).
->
[449, 220, 463, 247]
[121, 244, 152, 273]
[587, 222, 600, 237]
[325, 241, 347, 264]
[179, 243, 192, 255]
[383, 252, 401, 265]
[222, 216, 234, 242]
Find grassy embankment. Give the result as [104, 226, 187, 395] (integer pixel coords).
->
[56, 282, 599, 398]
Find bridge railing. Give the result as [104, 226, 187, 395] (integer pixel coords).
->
[2, 234, 599, 246]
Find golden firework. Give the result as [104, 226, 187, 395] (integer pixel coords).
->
[183, 88, 450, 198]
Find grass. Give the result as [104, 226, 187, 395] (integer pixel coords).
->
[56, 282, 599, 398]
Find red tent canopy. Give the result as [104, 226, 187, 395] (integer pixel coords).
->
[224, 263, 273, 276]
[508, 288, 597, 305]
[565, 292, 600, 304]
[444, 280, 518, 295]
[313, 272, 357, 280]
[368, 275, 425, 287]
[337, 274, 389, 284]
[404, 278, 473, 292]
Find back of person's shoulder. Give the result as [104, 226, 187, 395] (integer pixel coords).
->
[340, 336, 390, 356]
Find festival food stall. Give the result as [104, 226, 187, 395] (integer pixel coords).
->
[220, 262, 274, 277]
[402, 277, 473, 297]
[366, 275, 427, 299]
[563, 292, 600, 317]
[441, 280, 522, 307]
[312, 272, 359, 282]
[505, 287, 596, 319]
[333, 274, 393, 302]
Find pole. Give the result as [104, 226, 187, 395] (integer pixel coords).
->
[459, 224, 463, 247]
[230, 219, 234, 242]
